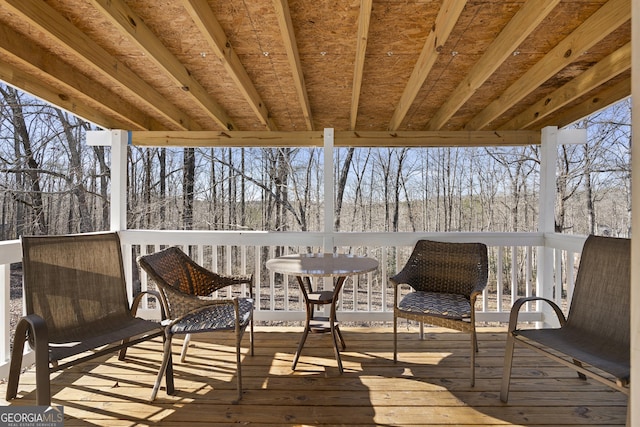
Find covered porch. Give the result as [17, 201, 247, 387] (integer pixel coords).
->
[0, 0, 637, 425]
[0, 226, 622, 426]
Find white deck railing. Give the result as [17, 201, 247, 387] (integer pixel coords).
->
[0, 231, 587, 379]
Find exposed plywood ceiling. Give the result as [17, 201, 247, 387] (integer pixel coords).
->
[0, 0, 631, 145]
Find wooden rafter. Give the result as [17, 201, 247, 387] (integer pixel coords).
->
[426, 0, 560, 131]
[350, 0, 373, 131]
[0, 0, 631, 135]
[536, 77, 630, 129]
[182, 0, 276, 130]
[465, 0, 631, 130]
[387, 1, 467, 131]
[93, 0, 235, 131]
[2, 0, 200, 131]
[0, 23, 159, 130]
[130, 130, 540, 148]
[273, 0, 314, 131]
[503, 42, 631, 130]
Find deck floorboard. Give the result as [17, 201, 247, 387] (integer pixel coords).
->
[0, 326, 628, 426]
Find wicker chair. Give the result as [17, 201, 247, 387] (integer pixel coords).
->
[138, 246, 254, 402]
[391, 240, 488, 386]
[6, 232, 170, 406]
[501, 235, 630, 405]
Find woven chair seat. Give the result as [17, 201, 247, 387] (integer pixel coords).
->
[170, 297, 253, 334]
[398, 291, 471, 320]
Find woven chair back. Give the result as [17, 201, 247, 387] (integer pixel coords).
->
[401, 240, 488, 297]
[21, 232, 132, 344]
[138, 247, 225, 296]
[565, 235, 630, 349]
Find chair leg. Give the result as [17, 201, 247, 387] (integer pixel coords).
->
[500, 332, 516, 402]
[180, 333, 192, 362]
[151, 332, 174, 401]
[470, 329, 477, 387]
[7, 316, 51, 406]
[393, 315, 398, 362]
[6, 321, 27, 401]
[234, 331, 243, 403]
[118, 338, 130, 360]
[334, 325, 346, 350]
[249, 316, 255, 357]
[572, 359, 588, 380]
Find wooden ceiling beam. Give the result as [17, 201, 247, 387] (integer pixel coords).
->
[466, 0, 631, 130]
[503, 42, 631, 130]
[130, 130, 540, 148]
[0, 60, 132, 130]
[426, 0, 560, 131]
[93, 0, 235, 131]
[350, 0, 373, 131]
[273, 0, 314, 131]
[536, 77, 630, 129]
[182, 0, 275, 130]
[2, 0, 199, 131]
[387, 1, 467, 131]
[0, 23, 159, 130]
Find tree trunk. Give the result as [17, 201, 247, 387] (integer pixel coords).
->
[183, 147, 195, 230]
[335, 147, 354, 231]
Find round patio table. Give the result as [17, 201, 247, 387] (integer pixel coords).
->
[266, 253, 378, 373]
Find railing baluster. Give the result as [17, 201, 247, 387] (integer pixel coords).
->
[511, 245, 518, 307]
[526, 245, 533, 311]
[497, 246, 503, 313]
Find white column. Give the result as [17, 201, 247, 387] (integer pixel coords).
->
[322, 129, 335, 299]
[538, 126, 558, 328]
[110, 130, 128, 232]
[630, 0, 639, 423]
[323, 128, 335, 252]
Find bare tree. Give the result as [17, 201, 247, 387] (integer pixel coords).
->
[0, 86, 46, 235]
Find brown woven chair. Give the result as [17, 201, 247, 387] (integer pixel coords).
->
[138, 246, 254, 402]
[6, 232, 170, 406]
[501, 235, 630, 405]
[391, 239, 488, 386]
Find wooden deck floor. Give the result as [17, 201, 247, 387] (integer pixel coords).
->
[0, 326, 628, 426]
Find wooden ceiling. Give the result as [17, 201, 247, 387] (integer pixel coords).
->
[0, 0, 631, 145]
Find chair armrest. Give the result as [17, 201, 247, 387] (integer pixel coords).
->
[206, 273, 254, 298]
[130, 290, 164, 318]
[507, 296, 567, 334]
[389, 275, 409, 307]
[472, 280, 488, 295]
[7, 314, 51, 404]
[470, 289, 483, 306]
[389, 268, 412, 289]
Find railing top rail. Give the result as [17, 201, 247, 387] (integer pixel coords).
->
[0, 240, 21, 264]
[120, 230, 547, 248]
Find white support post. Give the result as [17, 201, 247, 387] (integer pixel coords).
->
[110, 130, 128, 232]
[322, 129, 335, 300]
[0, 264, 8, 362]
[630, 0, 639, 423]
[323, 128, 335, 252]
[538, 126, 558, 328]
